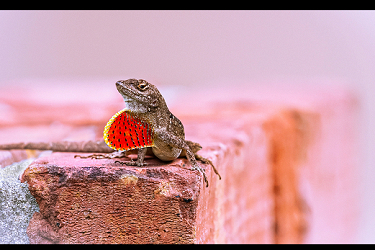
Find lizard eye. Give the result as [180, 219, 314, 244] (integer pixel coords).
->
[137, 80, 149, 91]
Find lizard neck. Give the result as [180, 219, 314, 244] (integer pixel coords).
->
[130, 100, 171, 130]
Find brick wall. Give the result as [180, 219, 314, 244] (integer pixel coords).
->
[0, 80, 359, 243]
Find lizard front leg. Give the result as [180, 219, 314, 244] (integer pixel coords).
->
[185, 140, 221, 180]
[115, 147, 148, 167]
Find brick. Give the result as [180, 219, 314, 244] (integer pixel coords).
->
[0, 80, 124, 128]
[296, 90, 359, 243]
[0, 80, 125, 166]
[184, 114, 276, 243]
[0, 150, 29, 169]
[22, 152, 203, 244]
[173, 83, 359, 243]
[1, 79, 359, 243]
[20, 108, 277, 243]
[263, 109, 315, 243]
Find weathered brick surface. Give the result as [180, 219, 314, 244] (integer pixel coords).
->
[0, 80, 124, 167]
[173, 83, 359, 243]
[296, 89, 360, 243]
[0, 79, 359, 243]
[0, 80, 124, 128]
[263, 110, 314, 243]
[20, 109, 277, 244]
[181, 114, 276, 243]
[0, 150, 29, 169]
[22, 153, 204, 244]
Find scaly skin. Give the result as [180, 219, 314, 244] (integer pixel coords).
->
[113, 79, 221, 187]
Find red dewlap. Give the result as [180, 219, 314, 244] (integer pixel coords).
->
[104, 109, 154, 151]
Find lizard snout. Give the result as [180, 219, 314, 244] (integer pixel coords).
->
[116, 80, 127, 93]
[116, 80, 124, 88]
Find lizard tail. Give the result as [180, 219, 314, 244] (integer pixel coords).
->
[0, 141, 115, 153]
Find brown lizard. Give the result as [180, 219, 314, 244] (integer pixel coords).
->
[0, 79, 220, 187]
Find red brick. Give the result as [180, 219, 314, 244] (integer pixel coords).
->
[263, 110, 315, 243]
[185, 115, 276, 243]
[1, 79, 359, 243]
[173, 83, 359, 243]
[0, 80, 124, 128]
[0, 150, 29, 168]
[20, 108, 277, 243]
[0, 80, 125, 166]
[22, 152, 205, 244]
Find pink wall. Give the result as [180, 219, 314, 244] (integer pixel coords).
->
[0, 10, 374, 242]
[0, 11, 373, 85]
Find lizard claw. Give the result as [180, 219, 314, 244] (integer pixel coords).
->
[191, 166, 209, 187]
[194, 154, 221, 180]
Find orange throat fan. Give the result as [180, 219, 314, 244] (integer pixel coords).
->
[103, 109, 155, 151]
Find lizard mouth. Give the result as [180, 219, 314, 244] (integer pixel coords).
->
[116, 80, 147, 103]
[116, 80, 152, 113]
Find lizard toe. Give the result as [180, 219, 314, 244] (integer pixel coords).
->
[190, 166, 209, 187]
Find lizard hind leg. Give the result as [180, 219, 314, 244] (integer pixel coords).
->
[184, 148, 209, 187]
[185, 140, 221, 180]
[194, 154, 221, 180]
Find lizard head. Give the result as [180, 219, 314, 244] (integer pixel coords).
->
[116, 79, 166, 113]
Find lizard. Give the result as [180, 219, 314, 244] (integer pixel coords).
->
[0, 79, 221, 187]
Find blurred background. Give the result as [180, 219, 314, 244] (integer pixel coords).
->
[0, 10, 374, 242]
